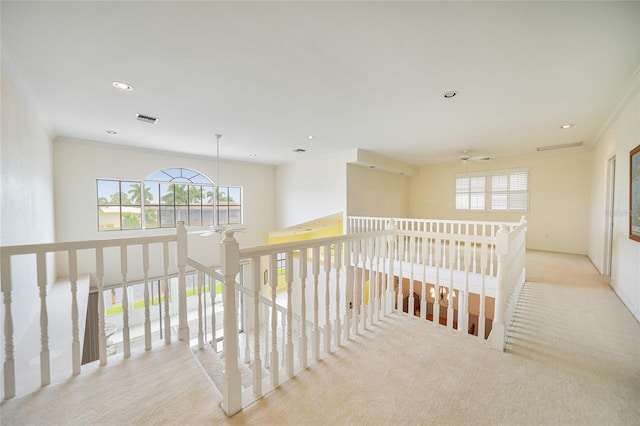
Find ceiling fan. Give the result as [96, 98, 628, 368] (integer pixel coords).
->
[459, 150, 490, 163]
[190, 134, 246, 237]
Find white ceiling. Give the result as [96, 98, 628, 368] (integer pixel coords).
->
[2, 1, 639, 167]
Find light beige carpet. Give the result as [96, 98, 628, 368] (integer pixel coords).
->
[2, 251, 639, 425]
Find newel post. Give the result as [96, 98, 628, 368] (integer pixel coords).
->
[176, 221, 190, 341]
[221, 230, 242, 416]
[490, 224, 509, 351]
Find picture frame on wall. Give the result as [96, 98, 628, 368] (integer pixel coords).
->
[631, 144, 640, 242]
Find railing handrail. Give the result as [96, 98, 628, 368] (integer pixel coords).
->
[0, 234, 177, 256]
[348, 215, 519, 228]
[238, 230, 391, 259]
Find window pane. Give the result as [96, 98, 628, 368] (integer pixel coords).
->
[202, 206, 214, 225]
[509, 192, 528, 210]
[189, 185, 202, 205]
[99, 206, 121, 231]
[456, 177, 469, 192]
[470, 193, 485, 210]
[120, 181, 140, 206]
[217, 187, 229, 205]
[189, 207, 202, 226]
[203, 186, 214, 205]
[145, 207, 159, 228]
[217, 206, 229, 224]
[492, 193, 508, 210]
[174, 184, 188, 205]
[176, 206, 189, 224]
[160, 184, 174, 205]
[492, 175, 508, 191]
[456, 194, 469, 210]
[160, 206, 175, 227]
[470, 177, 485, 192]
[146, 183, 160, 205]
[228, 205, 241, 224]
[510, 172, 528, 191]
[98, 180, 121, 205]
[121, 208, 142, 230]
[228, 187, 241, 203]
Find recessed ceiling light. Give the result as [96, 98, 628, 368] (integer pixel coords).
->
[105, 130, 117, 134]
[443, 90, 458, 98]
[560, 123, 575, 129]
[293, 148, 306, 153]
[307, 135, 314, 140]
[112, 81, 133, 91]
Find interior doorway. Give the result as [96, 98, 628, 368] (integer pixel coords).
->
[603, 155, 616, 276]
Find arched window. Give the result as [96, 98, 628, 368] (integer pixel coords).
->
[97, 167, 242, 231]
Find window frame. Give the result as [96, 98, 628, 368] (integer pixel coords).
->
[455, 167, 530, 213]
[97, 167, 244, 231]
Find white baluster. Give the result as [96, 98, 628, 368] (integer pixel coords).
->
[298, 248, 308, 368]
[324, 244, 332, 353]
[312, 246, 320, 361]
[197, 271, 204, 350]
[478, 243, 488, 340]
[462, 241, 471, 335]
[374, 236, 382, 322]
[385, 220, 396, 315]
[352, 240, 361, 336]
[408, 236, 416, 318]
[264, 301, 270, 369]
[95, 248, 108, 367]
[334, 243, 342, 347]
[421, 236, 428, 320]
[268, 254, 280, 387]
[344, 240, 353, 341]
[286, 250, 294, 377]
[37, 252, 50, 386]
[433, 239, 441, 326]
[211, 274, 217, 352]
[1, 254, 15, 399]
[447, 238, 456, 330]
[68, 249, 81, 373]
[251, 258, 263, 396]
[220, 230, 242, 415]
[143, 244, 151, 351]
[396, 235, 404, 314]
[163, 241, 171, 345]
[367, 238, 375, 326]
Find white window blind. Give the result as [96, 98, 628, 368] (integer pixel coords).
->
[456, 168, 529, 212]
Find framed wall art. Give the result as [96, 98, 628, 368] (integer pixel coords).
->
[631, 144, 640, 242]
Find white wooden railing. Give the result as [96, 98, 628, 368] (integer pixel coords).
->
[218, 216, 527, 414]
[1, 216, 527, 417]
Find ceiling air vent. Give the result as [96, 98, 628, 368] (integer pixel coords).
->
[136, 114, 159, 124]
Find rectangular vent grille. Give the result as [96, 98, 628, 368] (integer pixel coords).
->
[136, 114, 159, 124]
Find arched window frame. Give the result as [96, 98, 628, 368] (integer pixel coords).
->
[97, 167, 243, 231]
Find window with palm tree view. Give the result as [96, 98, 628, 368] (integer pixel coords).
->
[97, 168, 242, 231]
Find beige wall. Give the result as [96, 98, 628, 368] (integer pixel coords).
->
[409, 150, 592, 254]
[346, 164, 410, 218]
[53, 138, 276, 284]
[1, 69, 57, 349]
[588, 73, 640, 321]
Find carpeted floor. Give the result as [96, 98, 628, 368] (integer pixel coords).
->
[1, 250, 639, 425]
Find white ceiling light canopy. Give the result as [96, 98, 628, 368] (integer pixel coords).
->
[112, 81, 133, 91]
